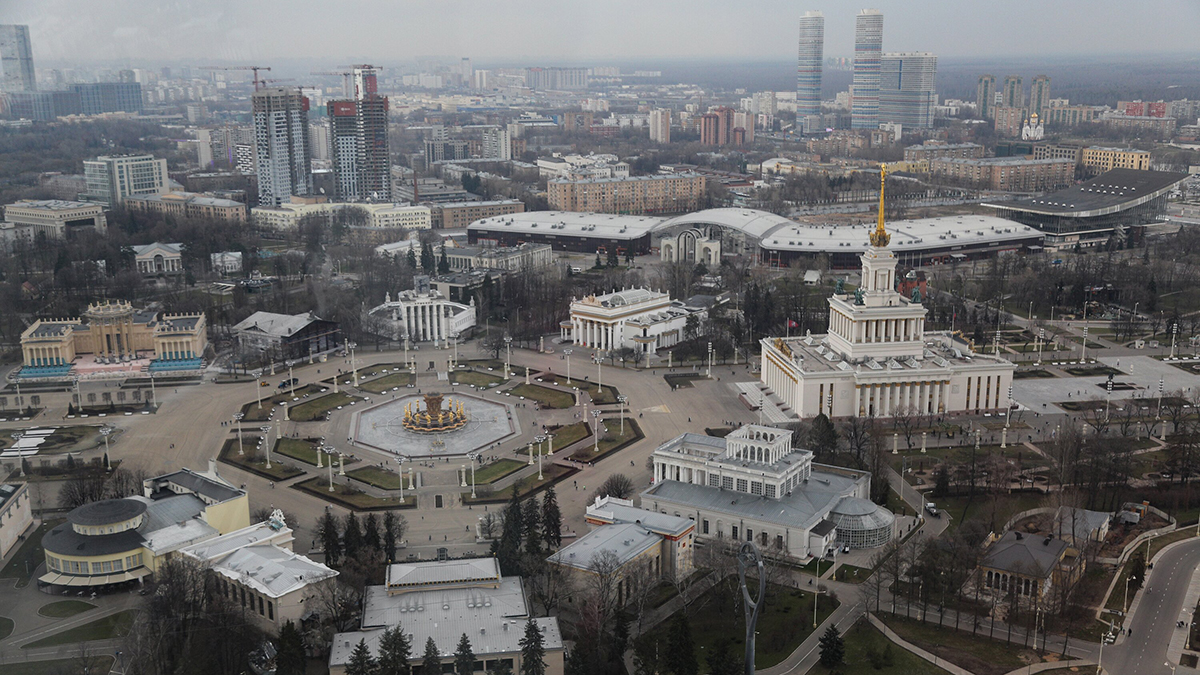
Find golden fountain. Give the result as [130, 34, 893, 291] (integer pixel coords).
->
[401, 393, 469, 433]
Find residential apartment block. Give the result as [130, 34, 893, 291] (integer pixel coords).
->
[548, 173, 706, 215]
[931, 157, 1074, 192]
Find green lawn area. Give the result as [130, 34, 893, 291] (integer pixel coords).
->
[288, 392, 365, 421]
[37, 426, 101, 454]
[38, 600, 96, 618]
[645, 582, 838, 670]
[811, 618, 952, 675]
[0, 616, 12, 640]
[878, 613, 1045, 675]
[240, 384, 327, 422]
[23, 609, 138, 648]
[291, 476, 411, 510]
[1014, 369, 1056, 379]
[275, 437, 322, 466]
[508, 383, 575, 408]
[358, 372, 415, 393]
[1062, 365, 1121, 377]
[548, 421, 590, 450]
[473, 458, 526, 484]
[1148, 528, 1200, 560]
[0, 520, 59, 587]
[347, 466, 404, 490]
[569, 418, 642, 461]
[1, 656, 114, 675]
[465, 464, 576, 504]
[833, 564, 875, 583]
[1104, 561, 1139, 614]
[939, 492, 1049, 531]
[218, 437, 304, 481]
[451, 370, 506, 388]
[537, 374, 620, 404]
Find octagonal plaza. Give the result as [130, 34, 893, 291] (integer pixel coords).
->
[349, 392, 519, 459]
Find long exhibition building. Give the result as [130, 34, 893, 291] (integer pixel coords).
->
[466, 208, 1042, 267]
[759, 167, 1015, 419]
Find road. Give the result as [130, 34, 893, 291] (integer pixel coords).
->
[1103, 537, 1200, 675]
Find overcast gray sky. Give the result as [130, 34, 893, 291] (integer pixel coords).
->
[9, 0, 1200, 64]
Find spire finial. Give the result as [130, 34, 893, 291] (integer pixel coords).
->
[870, 163, 891, 248]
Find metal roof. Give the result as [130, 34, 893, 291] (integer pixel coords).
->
[231, 311, 324, 339]
[362, 576, 527, 628]
[467, 210, 665, 240]
[68, 498, 146, 526]
[642, 467, 863, 531]
[386, 557, 501, 590]
[983, 530, 1068, 578]
[985, 169, 1189, 217]
[330, 617, 562, 667]
[547, 523, 661, 571]
[210, 546, 337, 599]
[148, 468, 243, 503]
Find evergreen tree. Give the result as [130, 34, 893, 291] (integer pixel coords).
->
[594, 252, 602, 269]
[663, 614, 698, 675]
[489, 661, 512, 675]
[421, 637, 441, 675]
[522, 498, 542, 555]
[376, 625, 413, 675]
[438, 247, 451, 275]
[932, 466, 950, 499]
[807, 413, 839, 463]
[344, 512, 364, 559]
[346, 638, 377, 675]
[497, 484, 524, 575]
[818, 625, 844, 669]
[704, 639, 742, 675]
[1129, 550, 1146, 590]
[319, 512, 342, 568]
[383, 511, 400, 561]
[518, 619, 546, 675]
[541, 487, 562, 550]
[364, 513, 382, 553]
[607, 247, 619, 268]
[420, 246, 436, 275]
[454, 634, 475, 675]
[406, 248, 418, 270]
[275, 620, 306, 675]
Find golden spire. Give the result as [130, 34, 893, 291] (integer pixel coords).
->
[870, 163, 891, 248]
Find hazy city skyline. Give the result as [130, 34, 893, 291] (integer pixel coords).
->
[8, 0, 1200, 65]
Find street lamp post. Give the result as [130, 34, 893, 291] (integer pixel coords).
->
[451, 332, 460, 369]
[470, 455, 476, 499]
[1170, 322, 1179, 359]
[813, 588, 827, 628]
[256, 379, 263, 409]
[535, 435, 546, 480]
[617, 395, 628, 435]
[350, 345, 359, 387]
[100, 427, 112, 469]
[592, 409, 602, 453]
[706, 341, 713, 378]
[595, 353, 604, 394]
[564, 349, 573, 384]
[504, 336, 513, 378]
[261, 425, 273, 469]
[398, 458, 405, 502]
[233, 412, 245, 455]
[288, 363, 295, 396]
[323, 445, 335, 492]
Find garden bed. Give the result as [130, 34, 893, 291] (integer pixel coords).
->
[290, 476, 414, 510]
[218, 437, 303, 481]
[506, 384, 575, 409]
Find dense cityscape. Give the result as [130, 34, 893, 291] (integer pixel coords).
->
[1, 4, 1200, 675]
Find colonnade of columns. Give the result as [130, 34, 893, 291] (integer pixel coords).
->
[567, 317, 621, 351]
[653, 460, 706, 486]
[833, 316, 924, 344]
[157, 338, 197, 360]
[94, 318, 135, 360]
[855, 380, 947, 417]
[395, 302, 448, 343]
[24, 343, 69, 366]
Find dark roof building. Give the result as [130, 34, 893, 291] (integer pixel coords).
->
[984, 169, 1190, 250]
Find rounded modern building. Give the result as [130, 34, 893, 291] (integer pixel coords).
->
[42, 498, 154, 586]
[465, 207, 1042, 269]
[827, 496, 895, 549]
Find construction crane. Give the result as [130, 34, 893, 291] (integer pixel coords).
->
[200, 65, 272, 91]
[310, 70, 353, 97]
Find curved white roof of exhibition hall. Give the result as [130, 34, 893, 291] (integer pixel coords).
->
[756, 215, 1040, 254]
[467, 210, 665, 241]
[658, 208, 797, 240]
